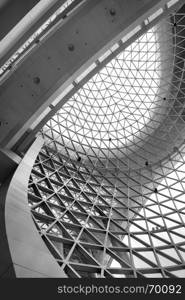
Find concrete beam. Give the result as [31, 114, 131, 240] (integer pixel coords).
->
[0, 0, 183, 150]
[0, 0, 40, 40]
[0, 0, 66, 68]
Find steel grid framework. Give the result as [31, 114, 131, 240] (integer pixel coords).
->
[28, 7, 185, 277]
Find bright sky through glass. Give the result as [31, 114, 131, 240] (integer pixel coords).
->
[55, 27, 161, 150]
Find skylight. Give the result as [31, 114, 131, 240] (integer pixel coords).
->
[52, 27, 161, 151]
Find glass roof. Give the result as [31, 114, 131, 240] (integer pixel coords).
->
[52, 27, 161, 150]
[30, 6, 185, 278]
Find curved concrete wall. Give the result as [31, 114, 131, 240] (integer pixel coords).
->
[2, 136, 66, 277]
